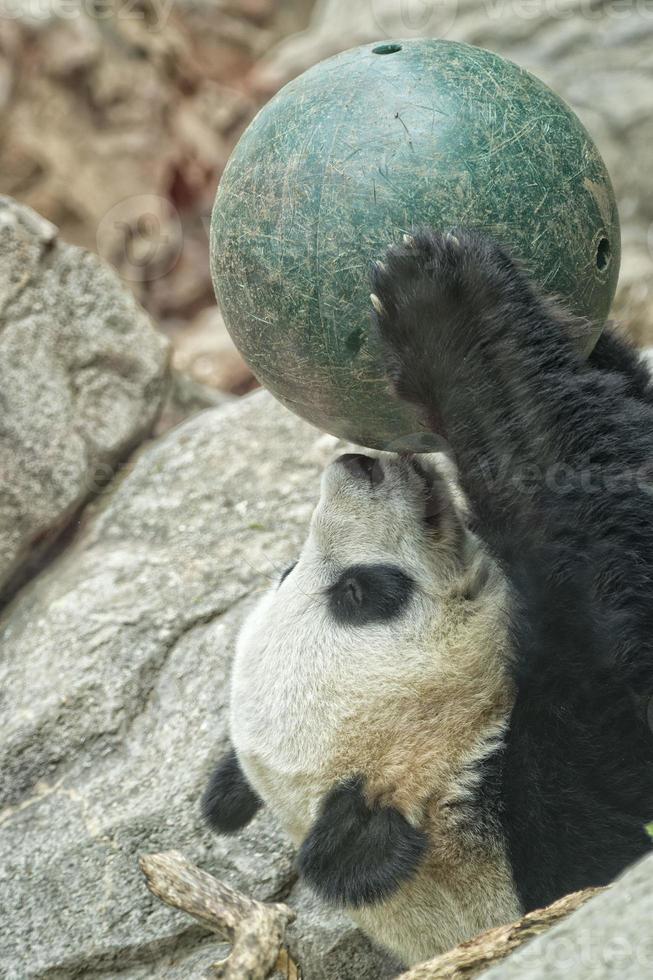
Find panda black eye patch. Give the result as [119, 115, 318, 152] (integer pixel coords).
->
[327, 564, 415, 625]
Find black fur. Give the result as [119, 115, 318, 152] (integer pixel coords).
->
[201, 748, 262, 834]
[297, 775, 428, 907]
[337, 452, 386, 486]
[328, 564, 415, 625]
[372, 229, 653, 910]
[588, 327, 653, 404]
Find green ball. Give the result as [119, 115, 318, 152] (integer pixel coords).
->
[211, 39, 620, 451]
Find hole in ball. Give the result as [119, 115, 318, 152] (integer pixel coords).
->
[596, 237, 611, 271]
[373, 43, 403, 55]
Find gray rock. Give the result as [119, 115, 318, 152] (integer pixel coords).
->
[0, 391, 389, 979]
[0, 197, 170, 600]
[479, 852, 653, 979]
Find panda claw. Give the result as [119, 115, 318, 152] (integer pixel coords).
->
[445, 231, 460, 247]
[403, 233, 415, 247]
[370, 293, 385, 315]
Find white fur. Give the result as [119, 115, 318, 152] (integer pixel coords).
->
[230, 453, 520, 964]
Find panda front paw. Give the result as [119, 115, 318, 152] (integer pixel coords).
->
[370, 229, 526, 412]
[297, 775, 428, 908]
[201, 748, 263, 834]
[370, 230, 456, 405]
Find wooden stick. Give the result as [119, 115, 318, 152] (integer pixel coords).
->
[396, 886, 605, 980]
[139, 850, 301, 980]
[140, 850, 604, 980]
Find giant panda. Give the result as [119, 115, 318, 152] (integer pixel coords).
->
[201, 230, 653, 967]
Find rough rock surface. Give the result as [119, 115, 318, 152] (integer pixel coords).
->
[479, 852, 653, 979]
[0, 197, 169, 601]
[256, 0, 653, 344]
[0, 391, 393, 979]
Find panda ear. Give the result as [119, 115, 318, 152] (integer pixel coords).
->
[297, 776, 428, 907]
[201, 748, 263, 834]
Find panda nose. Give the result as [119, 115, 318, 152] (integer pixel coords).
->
[337, 453, 384, 486]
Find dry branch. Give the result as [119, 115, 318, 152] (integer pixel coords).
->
[139, 850, 300, 980]
[397, 886, 606, 979]
[140, 850, 604, 980]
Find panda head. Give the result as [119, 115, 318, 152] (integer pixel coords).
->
[202, 452, 516, 961]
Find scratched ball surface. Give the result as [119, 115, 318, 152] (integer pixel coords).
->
[210, 39, 620, 451]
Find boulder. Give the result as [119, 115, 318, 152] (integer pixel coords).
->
[479, 852, 653, 980]
[0, 197, 169, 601]
[0, 390, 391, 979]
